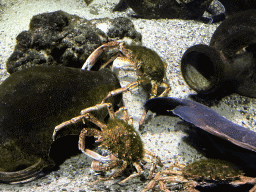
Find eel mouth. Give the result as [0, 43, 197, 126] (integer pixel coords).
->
[0, 158, 45, 184]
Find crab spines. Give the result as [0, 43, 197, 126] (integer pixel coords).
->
[122, 44, 166, 81]
[183, 158, 244, 181]
[102, 118, 144, 161]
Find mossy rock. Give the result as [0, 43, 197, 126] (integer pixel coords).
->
[114, 0, 223, 22]
[6, 11, 142, 74]
[0, 65, 121, 183]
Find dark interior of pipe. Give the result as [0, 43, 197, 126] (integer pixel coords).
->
[182, 51, 216, 92]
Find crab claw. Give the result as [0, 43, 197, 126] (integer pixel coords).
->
[81, 60, 91, 70]
[81, 41, 122, 71]
[80, 148, 113, 161]
[81, 44, 106, 70]
[82, 54, 97, 70]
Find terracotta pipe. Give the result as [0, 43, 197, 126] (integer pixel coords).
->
[181, 10, 256, 97]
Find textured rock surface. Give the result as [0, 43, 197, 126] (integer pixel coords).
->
[6, 10, 141, 73]
[0, 66, 121, 183]
[114, 0, 225, 23]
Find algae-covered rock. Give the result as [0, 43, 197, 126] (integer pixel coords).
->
[6, 11, 141, 74]
[0, 65, 121, 183]
[114, 0, 225, 23]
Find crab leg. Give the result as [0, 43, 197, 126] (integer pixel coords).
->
[78, 128, 115, 161]
[114, 106, 128, 120]
[83, 113, 108, 130]
[139, 110, 148, 131]
[78, 128, 103, 144]
[119, 161, 143, 184]
[119, 42, 133, 58]
[145, 149, 163, 167]
[80, 103, 112, 115]
[91, 156, 120, 171]
[149, 80, 170, 99]
[81, 41, 121, 70]
[142, 162, 187, 192]
[101, 79, 148, 103]
[149, 80, 158, 99]
[114, 106, 133, 124]
[80, 103, 115, 120]
[82, 149, 112, 161]
[53, 114, 87, 141]
[139, 82, 170, 130]
[158, 82, 171, 97]
[99, 52, 122, 69]
[144, 149, 163, 179]
[141, 171, 162, 192]
[53, 104, 112, 141]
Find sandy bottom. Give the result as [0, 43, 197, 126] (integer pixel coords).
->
[0, 0, 256, 191]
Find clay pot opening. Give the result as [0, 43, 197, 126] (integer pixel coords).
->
[181, 44, 224, 94]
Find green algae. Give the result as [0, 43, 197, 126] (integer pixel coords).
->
[124, 45, 166, 82]
[0, 65, 121, 183]
[102, 118, 144, 162]
[183, 158, 243, 182]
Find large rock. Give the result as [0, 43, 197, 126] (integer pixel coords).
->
[113, 0, 226, 23]
[6, 10, 142, 74]
[0, 65, 121, 183]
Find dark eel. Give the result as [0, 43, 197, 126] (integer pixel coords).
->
[144, 97, 256, 172]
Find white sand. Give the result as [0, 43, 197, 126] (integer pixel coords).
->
[1, 0, 256, 191]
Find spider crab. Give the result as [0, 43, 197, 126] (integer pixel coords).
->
[81, 41, 171, 126]
[142, 159, 256, 192]
[53, 102, 163, 183]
